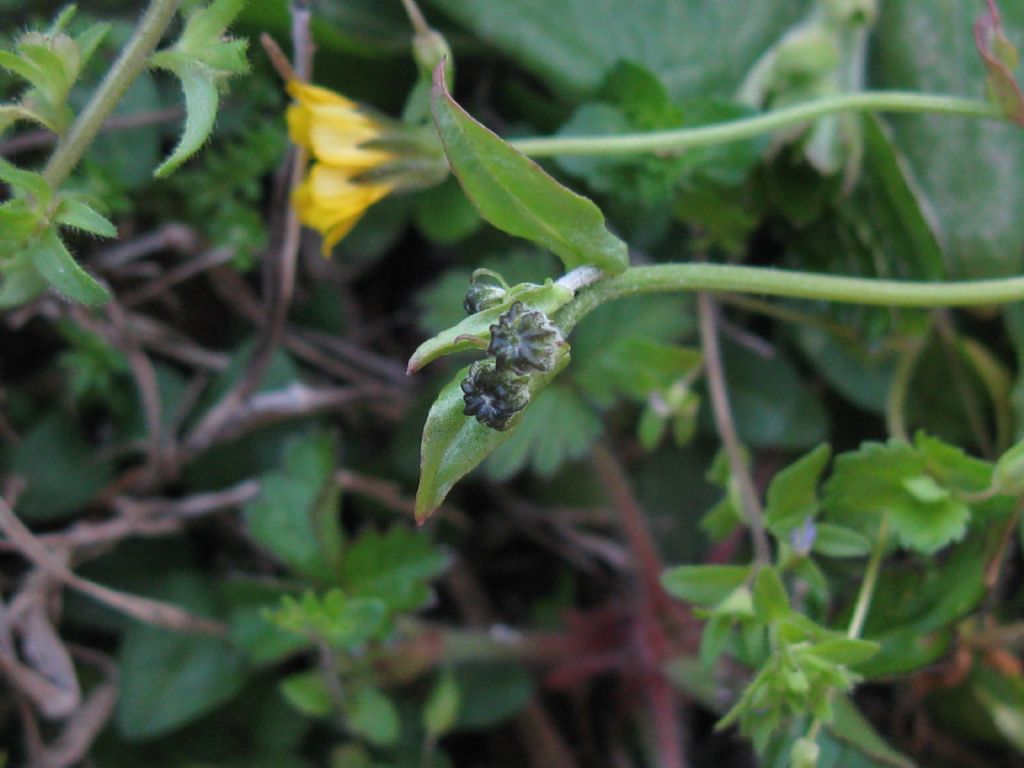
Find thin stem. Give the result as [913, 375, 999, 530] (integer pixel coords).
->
[511, 91, 1002, 158]
[885, 334, 928, 443]
[43, 0, 181, 188]
[847, 515, 888, 640]
[554, 264, 1024, 334]
[697, 294, 772, 567]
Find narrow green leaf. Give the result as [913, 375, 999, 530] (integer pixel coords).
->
[182, 0, 247, 43]
[280, 670, 332, 718]
[430, 63, 628, 274]
[423, 669, 460, 738]
[16, 43, 71, 104]
[0, 255, 47, 308]
[752, 567, 790, 624]
[153, 60, 219, 178]
[0, 50, 45, 90]
[346, 686, 401, 747]
[55, 197, 117, 237]
[0, 157, 52, 203]
[806, 637, 880, 666]
[408, 280, 572, 373]
[27, 230, 109, 305]
[74, 22, 111, 67]
[660, 564, 751, 607]
[415, 354, 569, 521]
[812, 523, 872, 559]
[826, 696, 918, 767]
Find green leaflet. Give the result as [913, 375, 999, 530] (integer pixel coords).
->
[415, 354, 569, 522]
[430, 64, 629, 275]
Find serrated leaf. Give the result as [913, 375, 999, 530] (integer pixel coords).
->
[752, 567, 790, 624]
[415, 353, 569, 522]
[245, 432, 342, 582]
[483, 384, 603, 480]
[181, 0, 248, 45]
[340, 527, 448, 612]
[25, 229, 109, 305]
[265, 590, 387, 650]
[764, 443, 832, 534]
[153, 59, 219, 178]
[408, 280, 572, 373]
[55, 197, 116, 237]
[430, 63, 628, 274]
[346, 687, 400, 747]
[660, 564, 751, 607]
[822, 438, 972, 555]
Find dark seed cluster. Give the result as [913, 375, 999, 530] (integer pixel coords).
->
[462, 280, 507, 315]
[460, 360, 530, 430]
[459, 296, 566, 431]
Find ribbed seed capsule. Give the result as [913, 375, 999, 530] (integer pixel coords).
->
[487, 302, 562, 374]
[460, 360, 530, 431]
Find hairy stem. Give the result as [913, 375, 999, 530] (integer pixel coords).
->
[555, 264, 1024, 334]
[511, 91, 1001, 158]
[43, 0, 182, 188]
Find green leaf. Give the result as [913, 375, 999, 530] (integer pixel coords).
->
[423, 669, 460, 739]
[9, 413, 114, 522]
[870, 0, 1024, 278]
[408, 280, 572, 373]
[483, 384, 603, 480]
[812, 523, 872, 559]
[430, 64, 628, 274]
[152, 59, 220, 178]
[245, 432, 342, 582]
[54, 196, 117, 237]
[764, 443, 831, 534]
[26, 229, 109, 305]
[415, 353, 569, 521]
[346, 686, 401, 747]
[264, 590, 388, 650]
[806, 638, 879, 667]
[340, 527, 448, 612]
[280, 671, 332, 718]
[752, 567, 790, 624]
[427, 0, 806, 100]
[451, 661, 534, 730]
[825, 696, 917, 768]
[116, 573, 247, 740]
[660, 564, 751, 607]
[413, 176, 483, 243]
[0, 157, 52, 203]
[823, 438, 972, 554]
[574, 336, 702, 406]
[0, 253, 47, 308]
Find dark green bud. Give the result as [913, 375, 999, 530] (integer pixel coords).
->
[463, 279, 508, 315]
[487, 302, 563, 374]
[461, 360, 530, 430]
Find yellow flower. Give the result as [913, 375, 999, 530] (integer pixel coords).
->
[287, 81, 395, 254]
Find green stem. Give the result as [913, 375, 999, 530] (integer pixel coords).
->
[555, 264, 1024, 333]
[511, 91, 1002, 158]
[43, 0, 181, 188]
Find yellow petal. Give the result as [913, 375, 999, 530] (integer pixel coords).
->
[292, 164, 392, 255]
[286, 103, 312, 149]
[286, 80, 357, 109]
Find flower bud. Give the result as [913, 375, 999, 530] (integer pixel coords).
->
[463, 278, 508, 315]
[488, 302, 563, 374]
[460, 360, 530, 431]
[790, 737, 820, 768]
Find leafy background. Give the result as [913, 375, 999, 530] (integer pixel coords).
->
[2, 0, 1024, 767]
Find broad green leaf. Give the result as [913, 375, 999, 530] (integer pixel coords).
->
[346, 686, 400, 747]
[483, 384, 603, 480]
[408, 280, 572, 373]
[764, 443, 831, 534]
[823, 438, 972, 554]
[427, 0, 806, 100]
[245, 432, 342, 582]
[152, 59, 220, 178]
[825, 696, 918, 768]
[26, 229, 109, 305]
[660, 564, 751, 607]
[752, 567, 790, 624]
[870, 0, 1024, 278]
[339, 527, 448, 612]
[55, 197, 117, 237]
[225, 579, 311, 666]
[10, 413, 114, 522]
[415, 353, 569, 521]
[430, 65, 628, 274]
[413, 176, 482, 243]
[116, 573, 247, 740]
